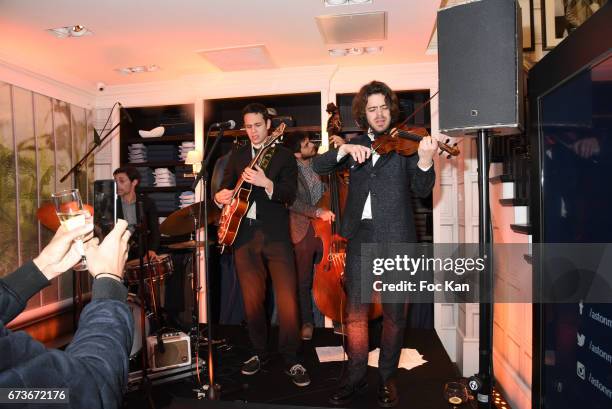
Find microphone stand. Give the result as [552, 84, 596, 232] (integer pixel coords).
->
[136, 197, 156, 409]
[191, 126, 225, 399]
[59, 108, 126, 329]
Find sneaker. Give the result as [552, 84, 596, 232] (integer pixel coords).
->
[286, 364, 311, 387]
[241, 355, 261, 375]
[301, 323, 314, 340]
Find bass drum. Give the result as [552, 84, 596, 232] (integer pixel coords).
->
[127, 293, 150, 359]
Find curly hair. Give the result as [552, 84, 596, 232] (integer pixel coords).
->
[283, 131, 310, 154]
[351, 80, 400, 130]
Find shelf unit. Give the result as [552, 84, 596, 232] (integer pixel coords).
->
[119, 104, 196, 243]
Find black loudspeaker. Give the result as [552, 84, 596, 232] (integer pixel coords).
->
[438, 0, 523, 135]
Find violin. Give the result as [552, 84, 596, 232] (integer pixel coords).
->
[372, 124, 460, 159]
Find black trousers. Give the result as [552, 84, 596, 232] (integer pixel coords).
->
[344, 220, 408, 384]
[233, 225, 301, 365]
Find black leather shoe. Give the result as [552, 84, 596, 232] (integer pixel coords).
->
[328, 379, 368, 406]
[378, 379, 399, 408]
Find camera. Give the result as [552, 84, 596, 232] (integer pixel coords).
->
[96, 82, 106, 92]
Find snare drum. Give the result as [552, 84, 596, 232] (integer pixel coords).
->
[127, 293, 150, 358]
[124, 254, 174, 284]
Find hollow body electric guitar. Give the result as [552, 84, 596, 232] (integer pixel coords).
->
[217, 123, 286, 250]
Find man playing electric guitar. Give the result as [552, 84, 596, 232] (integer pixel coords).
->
[214, 103, 310, 387]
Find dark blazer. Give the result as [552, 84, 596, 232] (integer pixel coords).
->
[313, 133, 435, 242]
[116, 194, 160, 253]
[218, 142, 297, 246]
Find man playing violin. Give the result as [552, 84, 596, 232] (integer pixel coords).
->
[214, 103, 310, 387]
[313, 81, 437, 407]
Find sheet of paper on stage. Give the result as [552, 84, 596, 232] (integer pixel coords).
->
[315, 346, 347, 362]
[367, 348, 428, 370]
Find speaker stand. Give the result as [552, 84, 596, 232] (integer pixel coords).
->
[467, 129, 494, 408]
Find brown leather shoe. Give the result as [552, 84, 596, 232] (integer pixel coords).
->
[378, 379, 399, 408]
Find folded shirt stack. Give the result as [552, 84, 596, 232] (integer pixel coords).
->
[135, 167, 154, 187]
[128, 144, 147, 163]
[178, 142, 196, 161]
[148, 192, 179, 213]
[147, 145, 177, 162]
[179, 191, 196, 209]
[153, 168, 176, 187]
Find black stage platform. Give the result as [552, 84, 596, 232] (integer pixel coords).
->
[124, 325, 462, 409]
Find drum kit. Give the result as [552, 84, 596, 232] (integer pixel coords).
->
[36, 200, 218, 362]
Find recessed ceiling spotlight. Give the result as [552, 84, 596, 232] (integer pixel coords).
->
[364, 46, 383, 54]
[46, 24, 92, 38]
[329, 48, 348, 57]
[116, 65, 161, 75]
[324, 0, 372, 6]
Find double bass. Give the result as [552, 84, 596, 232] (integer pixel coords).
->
[312, 103, 382, 323]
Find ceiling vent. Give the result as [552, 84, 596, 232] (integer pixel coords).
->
[197, 44, 275, 71]
[316, 11, 386, 44]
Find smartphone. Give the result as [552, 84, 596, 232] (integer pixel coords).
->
[93, 179, 117, 241]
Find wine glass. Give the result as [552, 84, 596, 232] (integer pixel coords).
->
[51, 189, 90, 271]
[443, 381, 469, 408]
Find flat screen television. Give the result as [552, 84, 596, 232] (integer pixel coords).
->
[529, 4, 611, 408]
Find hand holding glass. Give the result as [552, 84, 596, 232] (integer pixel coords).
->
[51, 189, 90, 271]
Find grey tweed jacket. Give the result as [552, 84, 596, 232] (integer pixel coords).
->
[289, 166, 323, 244]
[312, 133, 435, 242]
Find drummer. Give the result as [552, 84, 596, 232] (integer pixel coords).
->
[113, 166, 160, 261]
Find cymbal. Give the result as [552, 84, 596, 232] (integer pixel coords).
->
[37, 202, 94, 232]
[167, 240, 214, 249]
[159, 202, 220, 236]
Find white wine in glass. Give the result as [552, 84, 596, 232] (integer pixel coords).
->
[51, 189, 89, 271]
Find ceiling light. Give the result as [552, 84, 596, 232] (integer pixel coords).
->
[364, 46, 383, 54]
[329, 48, 348, 57]
[324, 0, 372, 6]
[46, 24, 92, 38]
[329, 45, 383, 57]
[116, 65, 161, 75]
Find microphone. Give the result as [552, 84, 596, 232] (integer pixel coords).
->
[210, 120, 236, 130]
[117, 102, 133, 124]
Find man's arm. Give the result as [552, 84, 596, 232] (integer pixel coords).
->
[406, 154, 435, 198]
[0, 261, 50, 325]
[0, 278, 133, 409]
[312, 148, 351, 176]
